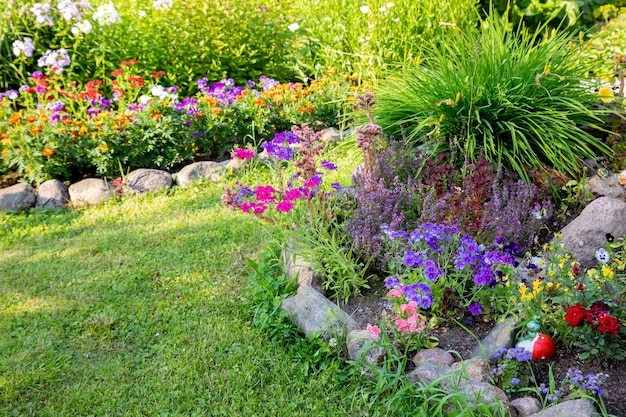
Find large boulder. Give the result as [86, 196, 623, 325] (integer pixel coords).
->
[346, 329, 385, 364]
[559, 197, 626, 269]
[0, 183, 36, 211]
[36, 179, 69, 209]
[584, 174, 625, 200]
[125, 168, 172, 193]
[175, 161, 226, 188]
[68, 178, 115, 205]
[471, 316, 518, 361]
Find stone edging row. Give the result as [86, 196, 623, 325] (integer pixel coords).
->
[0, 159, 243, 212]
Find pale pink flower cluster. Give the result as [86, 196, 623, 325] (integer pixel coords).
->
[394, 301, 426, 333]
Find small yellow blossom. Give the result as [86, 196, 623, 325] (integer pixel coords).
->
[599, 86, 615, 103]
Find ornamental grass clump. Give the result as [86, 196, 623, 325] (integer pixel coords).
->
[371, 13, 613, 181]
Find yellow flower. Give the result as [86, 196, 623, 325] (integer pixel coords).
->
[519, 283, 528, 295]
[98, 143, 109, 152]
[602, 265, 614, 279]
[554, 232, 563, 239]
[533, 279, 543, 294]
[0, 137, 11, 146]
[599, 86, 615, 103]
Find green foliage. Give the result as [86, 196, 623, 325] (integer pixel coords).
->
[294, 219, 374, 303]
[372, 13, 612, 181]
[483, 0, 608, 30]
[289, 0, 479, 84]
[0, 0, 298, 96]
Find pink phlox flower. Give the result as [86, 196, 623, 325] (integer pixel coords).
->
[303, 176, 322, 188]
[275, 201, 294, 213]
[386, 288, 403, 298]
[407, 314, 425, 333]
[232, 148, 255, 160]
[252, 203, 268, 214]
[366, 324, 381, 339]
[395, 319, 410, 333]
[284, 188, 304, 201]
[240, 202, 254, 213]
[400, 301, 418, 317]
[254, 185, 276, 202]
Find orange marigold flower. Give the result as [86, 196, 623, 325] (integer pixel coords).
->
[151, 113, 163, 120]
[196, 113, 204, 119]
[8, 113, 22, 126]
[78, 126, 89, 135]
[62, 118, 73, 126]
[253, 98, 266, 107]
[43, 147, 55, 157]
[211, 107, 221, 116]
[1, 137, 11, 146]
[30, 126, 43, 134]
[1, 149, 8, 156]
[26, 114, 37, 124]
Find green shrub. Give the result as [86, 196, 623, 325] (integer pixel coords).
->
[371, 14, 613, 181]
[289, 0, 479, 84]
[0, 0, 298, 96]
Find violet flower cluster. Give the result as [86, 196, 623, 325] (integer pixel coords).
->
[565, 367, 607, 398]
[382, 222, 515, 317]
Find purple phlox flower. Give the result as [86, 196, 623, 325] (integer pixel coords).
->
[385, 275, 402, 289]
[272, 131, 300, 145]
[19, 85, 29, 92]
[31, 71, 45, 79]
[303, 174, 322, 188]
[4, 90, 18, 100]
[473, 265, 496, 286]
[467, 302, 484, 316]
[259, 75, 280, 90]
[423, 259, 443, 282]
[581, 373, 606, 397]
[45, 101, 65, 112]
[454, 236, 482, 270]
[409, 223, 456, 252]
[320, 160, 337, 170]
[402, 282, 433, 309]
[246, 80, 257, 89]
[127, 103, 145, 112]
[50, 113, 61, 123]
[403, 251, 426, 268]
[511, 377, 520, 385]
[174, 97, 200, 115]
[262, 141, 294, 161]
[482, 250, 514, 266]
[87, 107, 99, 116]
[331, 182, 341, 190]
[380, 224, 409, 241]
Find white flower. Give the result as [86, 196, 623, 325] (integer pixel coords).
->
[595, 248, 610, 264]
[71, 19, 92, 35]
[386, 2, 394, 7]
[139, 95, 153, 104]
[58, 0, 81, 21]
[287, 22, 299, 32]
[393, 17, 399, 23]
[12, 37, 35, 58]
[153, 0, 172, 9]
[92, 2, 120, 26]
[150, 85, 177, 100]
[328, 338, 337, 348]
[6, 90, 19, 100]
[138, 9, 147, 18]
[359, 5, 369, 14]
[37, 48, 71, 74]
[30, 3, 54, 25]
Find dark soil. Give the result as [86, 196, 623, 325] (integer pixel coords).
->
[337, 287, 626, 417]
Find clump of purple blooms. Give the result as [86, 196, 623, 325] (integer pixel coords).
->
[490, 347, 533, 395]
[382, 222, 515, 318]
[565, 367, 607, 398]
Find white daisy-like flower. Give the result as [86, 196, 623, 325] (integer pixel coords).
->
[92, 2, 120, 26]
[359, 5, 369, 14]
[288, 23, 299, 32]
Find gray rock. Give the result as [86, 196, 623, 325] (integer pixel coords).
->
[584, 174, 624, 199]
[346, 329, 385, 364]
[453, 379, 510, 408]
[281, 247, 320, 292]
[413, 347, 455, 367]
[125, 168, 172, 193]
[0, 183, 36, 211]
[320, 127, 342, 143]
[219, 158, 246, 172]
[68, 178, 115, 205]
[511, 397, 541, 417]
[36, 180, 69, 209]
[280, 286, 358, 340]
[175, 161, 226, 188]
[406, 362, 455, 386]
[559, 197, 626, 269]
[529, 399, 597, 417]
[472, 316, 518, 361]
[450, 358, 490, 383]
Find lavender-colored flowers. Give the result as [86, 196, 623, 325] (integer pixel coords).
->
[12, 37, 35, 58]
[37, 49, 71, 74]
[467, 302, 484, 316]
[566, 367, 607, 397]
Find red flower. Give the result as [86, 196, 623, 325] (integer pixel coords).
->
[586, 301, 610, 326]
[110, 69, 123, 76]
[565, 304, 586, 326]
[151, 70, 165, 79]
[598, 315, 621, 335]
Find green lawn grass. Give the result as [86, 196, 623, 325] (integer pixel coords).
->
[0, 181, 363, 416]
